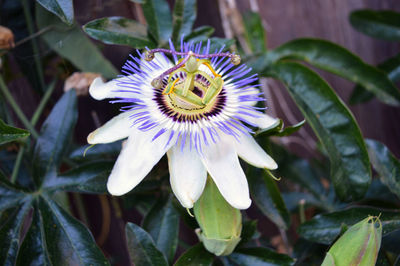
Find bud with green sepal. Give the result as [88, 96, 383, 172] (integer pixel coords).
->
[193, 176, 242, 256]
[321, 216, 382, 266]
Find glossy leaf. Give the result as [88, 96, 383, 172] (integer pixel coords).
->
[37, 0, 74, 25]
[36, 4, 118, 79]
[255, 119, 305, 137]
[43, 160, 114, 193]
[266, 61, 371, 201]
[142, 195, 179, 262]
[366, 139, 400, 199]
[350, 9, 400, 41]
[298, 207, 400, 245]
[184, 26, 215, 43]
[259, 38, 400, 106]
[38, 196, 108, 265]
[239, 220, 258, 246]
[69, 141, 122, 161]
[125, 222, 168, 266]
[226, 247, 295, 266]
[247, 166, 290, 229]
[0, 119, 29, 145]
[243, 11, 267, 53]
[283, 192, 325, 212]
[174, 243, 214, 266]
[142, 0, 172, 44]
[172, 0, 197, 43]
[16, 207, 51, 265]
[83, 17, 153, 48]
[0, 202, 31, 266]
[350, 53, 400, 104]
[32, 89, 77, 187]
[0, 172, 26, 211]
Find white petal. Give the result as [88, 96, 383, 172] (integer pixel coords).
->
[167, 144, 207, 208]
[200, 138, 251, 209]
[235, 134, 278, 170]
[246, 113, 280, 129]
[89, 76, 133, 100]
[87, 111, 134, 144]
[107, 129, 172, 196]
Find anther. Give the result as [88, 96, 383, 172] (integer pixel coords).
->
[144, 51, 155, 61]
[230, 54, 241, 65]
[151, 77, 163, 89]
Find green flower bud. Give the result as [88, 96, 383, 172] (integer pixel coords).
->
[193, 177, 242, 256]
[321, 216, 382, 266]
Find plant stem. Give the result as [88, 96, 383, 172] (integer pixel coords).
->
[0, 75, 39, 138]
[21, 0, 46, 91]
[10, 146, 25, 183]
[31, 80, 56, 126]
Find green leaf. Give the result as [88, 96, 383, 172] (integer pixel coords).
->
[0, 172, 26, 212]
[43, 161, 114, 193]
[208, 38, 235, 53]
[265, 61, 371, 201]
[172, 0, 197, 43]
[32, 89, 78, 187]
[365, 139, 400, 199]
[259, 38, 400, 106]
[0, 119, 30, 145]
[239, 220, 258, 246]
[283, 192, 326, 212]
[142, 195, 179, 262]
[255, 119, 305, 137]
[298, 207, 400, 245]
[16, 207, 51, 265]
[350, 53, 400, 105]
[38, 196, 109, 265]
[243, 11, 267, 53]
[226, 247, 295, 266]
[247, 167, 290, 230]
[83, 17, 153, 48]
[0, 202, 31, 266]
[36, 4, 118, 79]
[142, 0, 172, 44]
[350, 10, 400, 41]
[174, 243, 214, 266]
[36, 0, 74, 25]
[69, 142, 122, 161]
[125, 222, 168, 266]
[183, 26, 215, 43]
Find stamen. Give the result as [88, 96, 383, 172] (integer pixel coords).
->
[163, 77, 180, 95]
[202, 62, 221, 77]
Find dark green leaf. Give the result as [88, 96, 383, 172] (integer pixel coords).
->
[43, 160, 114, 193]
[226, 247, 295, 266]
[16, 207, 51, 266]
[0, 119, 30, 145]
[129, 0, 143, 3]
[208, 37, 235, 53]
[69, 141, 122, 161]
[37, 0, 74, 25]
[142, 0, 172, 44]
[298, 206, 400, 245]
[172, 0, 197, 43]
[0, 201, 31, 266]
[83, 17, 153, 48]
[283, 192, 325, 212]
[174, 243, 214, 266]
[125, 222, 168, 266]
[243, 11, 267, 53]
[32, 89, 78, 187]
[350, 10, 400, 41]
[350, 53, 400, 105]
[256, 119, 305, 137]
[265, 62, 371, 201]
[36, 4, 118, 79]
[259, 38, 400, 106]
[38, 195, 109, 265]
[247, 167, 290, 229]
[366, 139, 400, 199]
[0, 172, 26, 211]
[239, 220, 258, 246]
[184, 26, 215, 43]
[142, 195, 179, 262]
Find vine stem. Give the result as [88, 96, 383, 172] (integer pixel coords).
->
[0, 75, 39, 138]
